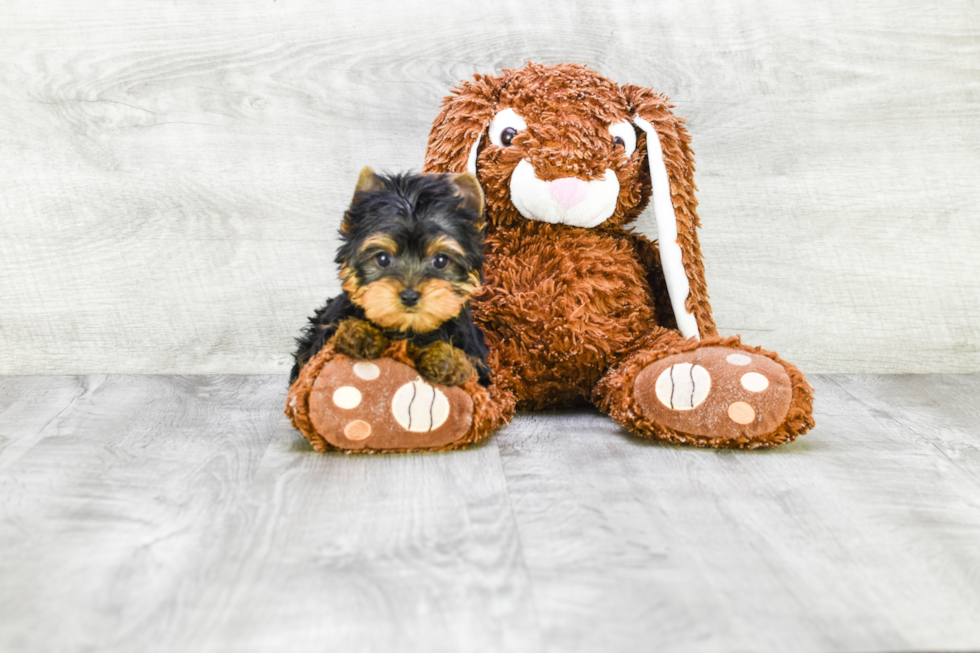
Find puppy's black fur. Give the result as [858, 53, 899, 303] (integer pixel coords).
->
[290, 171, 490, 386]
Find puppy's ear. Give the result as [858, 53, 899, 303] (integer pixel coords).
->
[450, 172, 485, 222]
[622, 84, 715, 340]
[352, 166, 383, 202]
[342, 166, 383, 233]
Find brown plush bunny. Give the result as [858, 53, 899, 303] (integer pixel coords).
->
[420, 62, 814, 448]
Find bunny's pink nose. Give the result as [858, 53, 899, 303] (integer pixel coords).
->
[549, 177, 589, 209]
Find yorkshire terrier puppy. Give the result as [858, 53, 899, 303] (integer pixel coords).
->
[290, 167, 491, 388]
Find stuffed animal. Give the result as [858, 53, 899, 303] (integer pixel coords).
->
[420, 62, 814, 448]
[287, 62, 814, 452]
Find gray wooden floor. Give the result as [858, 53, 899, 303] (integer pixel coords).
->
[1, 375, 979, 652]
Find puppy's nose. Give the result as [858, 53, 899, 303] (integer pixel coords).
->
[549, 177, 589, 209]
[399, 289, 421, 307]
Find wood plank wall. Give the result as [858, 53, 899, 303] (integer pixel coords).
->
[1, 0, 977, 375]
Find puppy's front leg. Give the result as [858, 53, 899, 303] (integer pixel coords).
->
[330, 318, 390, 360]
[418, 341, 476, 387]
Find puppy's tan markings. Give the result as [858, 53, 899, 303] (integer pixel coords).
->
[425, 236, 466, 258]
[360, 234, 397, 254]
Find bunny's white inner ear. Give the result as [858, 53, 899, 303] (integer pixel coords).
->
[467, 133, 482, 177]
[633, 116, 700, 340]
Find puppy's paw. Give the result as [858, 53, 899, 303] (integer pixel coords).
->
[331, 319, 389, 360]
[418, 341, 476, 387]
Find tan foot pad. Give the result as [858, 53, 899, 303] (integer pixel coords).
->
[634, 347, 793, 439]
[308, 356, 474, 451]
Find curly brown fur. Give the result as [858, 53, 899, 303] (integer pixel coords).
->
[423, 63, 718, 409]
[424, 63, 715, 337]
[478, 221, 659, 408]
[422, 62, 814, 445]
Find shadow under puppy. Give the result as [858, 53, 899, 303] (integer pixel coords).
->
[291, 167, 491, 389]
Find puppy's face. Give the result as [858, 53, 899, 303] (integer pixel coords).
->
[337, 171, 484, 333]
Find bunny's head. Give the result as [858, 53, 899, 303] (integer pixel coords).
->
[424, 62, 712, 340]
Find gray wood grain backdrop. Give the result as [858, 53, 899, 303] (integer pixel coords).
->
[1, 0, 978, 375]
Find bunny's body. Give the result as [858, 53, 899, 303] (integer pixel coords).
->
[424, 63, 815, 448]
[478, 221, 657, 408]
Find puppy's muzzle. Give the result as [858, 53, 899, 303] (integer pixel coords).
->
[399, 289, 421, 307]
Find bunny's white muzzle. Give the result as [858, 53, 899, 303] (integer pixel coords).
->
[507, 160, 620, 228]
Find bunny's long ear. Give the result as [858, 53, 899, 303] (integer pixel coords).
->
[624, 85, 717, 340]
[423, 73, 504, 177]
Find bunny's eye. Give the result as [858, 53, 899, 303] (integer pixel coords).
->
[488, 108, 527, 147]
[608, 121, 637, 158]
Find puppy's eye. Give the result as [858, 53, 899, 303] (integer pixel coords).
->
[608, 121, 637, 158]
[374, 252, 392, 268]
[432, 253, 450, 270]
[488, 108, 527, 147]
